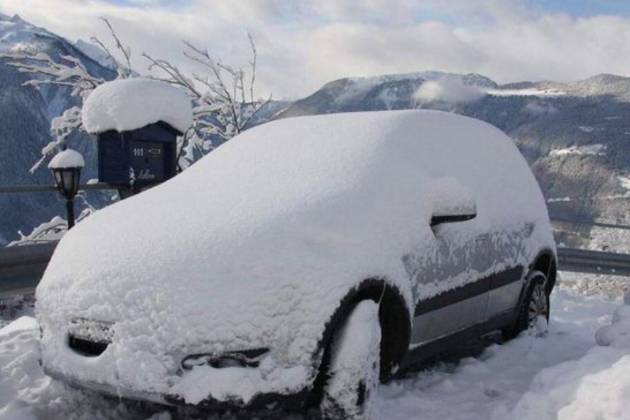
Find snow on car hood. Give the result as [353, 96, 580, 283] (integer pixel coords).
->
[36, 110, 554, 400]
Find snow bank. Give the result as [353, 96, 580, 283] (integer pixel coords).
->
[506, 350, 630, 420]
[504, 301, 630, 420]
[595, 305, 630, 348]
[0, 316, 171, 419]
[0, 316, 36, 337]
[47, 149, 84, 169]
[82, 78, 193, 134]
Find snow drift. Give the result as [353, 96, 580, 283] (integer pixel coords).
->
[504, 302, 630, 420]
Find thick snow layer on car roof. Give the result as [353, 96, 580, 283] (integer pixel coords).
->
[37, 110, 554, 404]
[81, 78, 193, 134]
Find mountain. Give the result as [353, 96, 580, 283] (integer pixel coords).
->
[0, 14, 116, 244]
[277, 72, 630, 230]
[278, 71, 496, 117]
[1, 15, 628, 245]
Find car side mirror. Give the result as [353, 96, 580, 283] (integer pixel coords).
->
[430, 179, 477, 228]
[430, 202, 477, 227]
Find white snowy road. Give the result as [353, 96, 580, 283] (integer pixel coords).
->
[1, 277, 628, 420]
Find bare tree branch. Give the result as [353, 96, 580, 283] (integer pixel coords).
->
[247, 32, 256, 103]
[4, 18, 266, 175]
[99, 17, 132, 77]
[146, 34, 267, 149]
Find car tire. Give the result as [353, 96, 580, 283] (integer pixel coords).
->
[503, 270, 550, 340]
[320, 300, 381, 420]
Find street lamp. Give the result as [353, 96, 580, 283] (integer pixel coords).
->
[48, 149, 85, 229]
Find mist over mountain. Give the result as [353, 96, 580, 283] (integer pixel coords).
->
[0, 14, 628, 244]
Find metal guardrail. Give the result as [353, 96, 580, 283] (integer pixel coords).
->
[0, 183, 116, 194]
[551, 217, 630, 231]
[0, 241, 57, 297]
[557, 247, 630, 277]
[1, 241, 629, 298]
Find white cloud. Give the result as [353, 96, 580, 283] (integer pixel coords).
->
[414, 80, 485, 104]
[1, 0, 630, 98]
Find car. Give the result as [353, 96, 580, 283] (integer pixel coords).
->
[36, 110, 557, 419]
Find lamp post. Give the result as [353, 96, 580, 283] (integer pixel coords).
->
[48, 149, 85, 229]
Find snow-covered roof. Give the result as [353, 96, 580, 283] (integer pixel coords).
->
[47, 149, 85, 169]
[81, 78, 193, 134]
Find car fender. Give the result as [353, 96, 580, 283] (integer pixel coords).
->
[307, 278, 411, 404]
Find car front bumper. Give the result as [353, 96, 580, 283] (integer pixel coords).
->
[44, 364, 312, 412]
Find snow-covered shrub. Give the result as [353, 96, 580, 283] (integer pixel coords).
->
[595, 305, 630, 348]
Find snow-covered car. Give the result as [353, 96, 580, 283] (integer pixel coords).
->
[36, 110, 557, 419]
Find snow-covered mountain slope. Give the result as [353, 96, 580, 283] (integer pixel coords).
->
[278, 71, 496, 116]
[0, 14, 115, 244]
[277, 72, 630, 228]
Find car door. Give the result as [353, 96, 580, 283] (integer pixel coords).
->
[405, 190, 495, 347]
[484, 222, 534, 318]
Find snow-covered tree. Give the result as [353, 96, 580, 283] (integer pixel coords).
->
[143, 34, 270, 169]
[2, 18, 267, 172]
[0, 18, 132, 172]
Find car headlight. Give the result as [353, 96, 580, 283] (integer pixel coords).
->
[181, 348, 269, 370]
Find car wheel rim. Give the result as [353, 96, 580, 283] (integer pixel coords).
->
[528, 283, 548, 328]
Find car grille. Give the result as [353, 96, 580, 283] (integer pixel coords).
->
[67, 318, 114, 357]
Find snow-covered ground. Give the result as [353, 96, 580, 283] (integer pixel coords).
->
[0, 274, 628, 420]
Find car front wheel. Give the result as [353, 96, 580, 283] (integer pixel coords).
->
[320, 300, 381, 420]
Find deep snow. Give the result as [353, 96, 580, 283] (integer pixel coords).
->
[1, 275, 628, 420]
[82, 78, 193, 134]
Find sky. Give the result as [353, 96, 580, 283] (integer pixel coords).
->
[2, 0, 630, 99]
